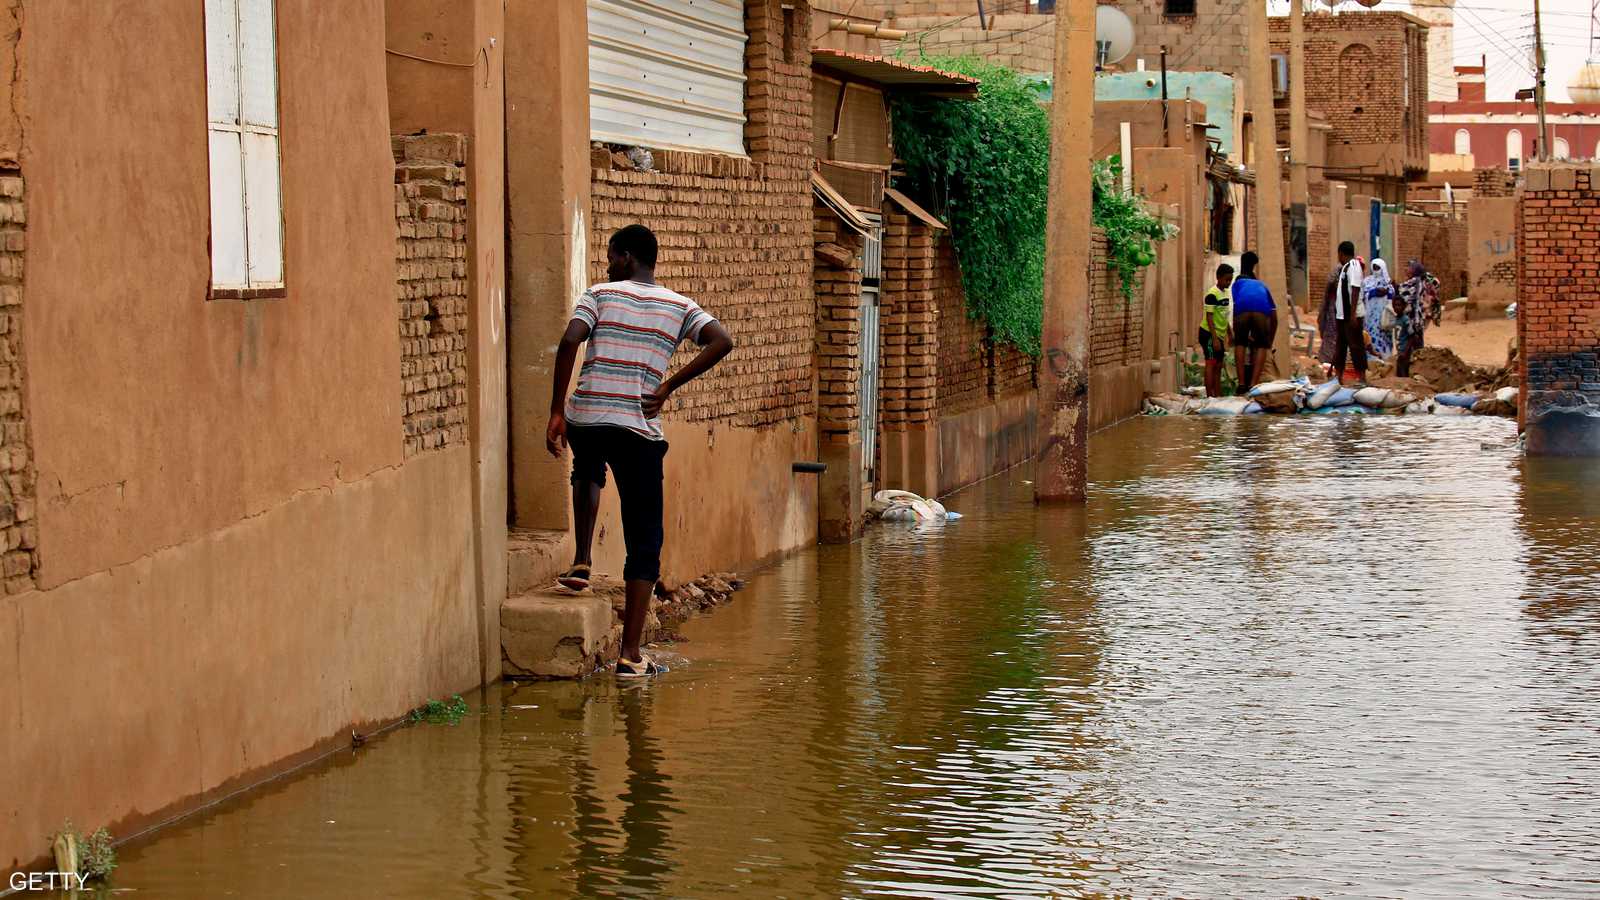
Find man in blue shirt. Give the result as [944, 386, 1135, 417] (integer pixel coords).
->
[1229, 250, 1277, 392]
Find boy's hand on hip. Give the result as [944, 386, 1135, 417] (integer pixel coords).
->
[641, 386, 672, 419]
[546, 413, 567, 456]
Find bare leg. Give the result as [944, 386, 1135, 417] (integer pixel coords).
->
[619, 578, 653, 662]
[1250, 347, 1270, 388]
[1233, 347, 1248, 395]
[570, 479, 601, 567]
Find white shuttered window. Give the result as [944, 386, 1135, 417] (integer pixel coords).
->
[205, 0, 284, 294]
[587, 0, 748, 156]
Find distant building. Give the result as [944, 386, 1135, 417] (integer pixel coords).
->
[1430, 64, 1600, 170]
[1268, 11, 1431, 202]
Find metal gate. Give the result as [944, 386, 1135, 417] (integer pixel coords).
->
[859, 216, 883, 481]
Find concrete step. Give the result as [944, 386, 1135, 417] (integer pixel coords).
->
[507, 528, 568, 596]
[500, 573, 745, 680]
[501, 581, 623, 679]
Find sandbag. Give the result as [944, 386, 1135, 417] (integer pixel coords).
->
[1435, 392, 1480, 408]
[1327, 387, 1358, 407]
[1404, 399, 1436, 415]
[1472, 397, 1516, 417]
[1247, 380, 1298, 397]
[1196, 397, 1252, 416]
[1242, 401, 1264, 414]
[1495, 386, 1519, 404]
[1433, 404, 1472, 416]
[1254, 390, 1298, 414]
[1353, 387, 1391, 407]
[1305, 380, 1341, 410]
[1145, 393, 1196, 415]
[1331, 405, 1368, 414]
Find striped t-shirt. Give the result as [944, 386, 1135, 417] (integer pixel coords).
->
[565, 280, 716, 440]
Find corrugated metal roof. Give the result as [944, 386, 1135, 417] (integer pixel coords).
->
[588, 0, 748, 156]
[811, 50, 979, 97]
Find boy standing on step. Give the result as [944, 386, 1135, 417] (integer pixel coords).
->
[545, 224, 735, 678]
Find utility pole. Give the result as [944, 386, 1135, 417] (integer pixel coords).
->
[1535, 0, 1550, 159]
[1035, 0, 1096, 503]
[1288, 0, 1309, 311]
[1245, 0, 1290, 373]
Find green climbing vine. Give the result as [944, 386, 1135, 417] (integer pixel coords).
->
[890, 54, 1174, 355]
[1092, 155, 1177, 305]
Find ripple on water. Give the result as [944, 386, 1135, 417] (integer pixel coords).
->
[102, 416, 1600, 899]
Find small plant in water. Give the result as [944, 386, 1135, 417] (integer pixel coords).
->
[50, 821, 117, 882]
[410, 694, 470, 725]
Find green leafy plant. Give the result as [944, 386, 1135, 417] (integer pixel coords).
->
[891, 54, 1174, 355]
[410, 694, 469, 725]
[891, 54, 1050, 354]
[1093, 155, 1178, 306]
[51, 822, 117, 881]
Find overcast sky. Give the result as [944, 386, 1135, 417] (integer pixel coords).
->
[1267, 0, 1594, 102]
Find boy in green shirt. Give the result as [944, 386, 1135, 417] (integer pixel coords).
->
[1201, 262, 1233, 397]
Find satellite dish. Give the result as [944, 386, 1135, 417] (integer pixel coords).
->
[1096, 7, 1135, 68]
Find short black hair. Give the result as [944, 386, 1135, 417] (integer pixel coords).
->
[1240, 250, 1259, 275]
[1216, 262, 1234, 277]
[609, 224, 658, 267]
[1338, 240, 1356, 257]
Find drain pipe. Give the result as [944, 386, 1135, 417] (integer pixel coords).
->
[827, 19, 909, 41]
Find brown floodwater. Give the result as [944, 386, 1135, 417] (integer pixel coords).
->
[85, 416, 1600, 898]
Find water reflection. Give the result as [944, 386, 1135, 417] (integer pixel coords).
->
[99, 416, 1600, 898]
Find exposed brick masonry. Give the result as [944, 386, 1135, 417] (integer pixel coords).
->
[588, 0, 814, 428]
[814, 204, 864, 446]
[1395, 213, 1468, 300]
[879, 208, 938, 430]
[1517, 165, 1600, 454]
[1089, 229, 1143, 368]
[0, 166, 35, 593]
[393, 133, 469, 457]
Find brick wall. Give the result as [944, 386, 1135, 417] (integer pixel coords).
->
[588, 0, 814, 428]
[1475, 167, 1518, 197]
[877, 14, 1056, 74]
[934, 238, 989, 413]
[1120, 0, 1251, 80]
[815, 204, 864, 446]
[1268, 12, 1428, 176]
[1307, 204, 1330, 297]
[394, 133, 470, 458]
[0, 166, 35, 594]
[879, 208, 938, 429]
[1517, 164, 1600, 454]
[1395, 212, 1468, 299]
[1089, 229, 1143, 367]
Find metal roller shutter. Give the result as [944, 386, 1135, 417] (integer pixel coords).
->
[587, 0, 749, 156]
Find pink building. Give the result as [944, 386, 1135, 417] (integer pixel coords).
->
[1430, 63, 1600, 169]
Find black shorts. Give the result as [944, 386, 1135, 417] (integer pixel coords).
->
[567, 424, 668, 583]
[1233, 310, 1276, 350]
[1199, 328, 1227, 361]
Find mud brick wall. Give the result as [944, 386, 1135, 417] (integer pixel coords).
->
[1122, 0, 1251, 80]
[879, 209, 938, 429]
[1308, 204, 1331, 299]
[875, 14, 1056, 74]
[815, 204, 864, 446]
[0, 166, 36, 594]
[934, 238, 988, 414]
[588, 0, 813, 428]
[1268, 13, 1429, 169]
[1448, 214, 1469, 299]
[1517, 165, 1600, 454]
[992, 342, 1035, 395]
[394, 133, 470, 458]
[1395, 213, 1468, 300]
[1475, 167, 1519, 197]
[1089, 230, 1143, 369]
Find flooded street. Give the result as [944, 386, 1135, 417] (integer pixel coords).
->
[105, 416, 1600, 898]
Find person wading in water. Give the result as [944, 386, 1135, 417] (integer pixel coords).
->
[545, 224, 735, 678]
[1328, 241, 1368, 384]
[1229, 251, 1277, 392]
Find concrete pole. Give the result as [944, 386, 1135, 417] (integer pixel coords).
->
[1245, 0, 1290, 372]
[1288, 0, 1309, 311]
[1035, 0, 1096, 503]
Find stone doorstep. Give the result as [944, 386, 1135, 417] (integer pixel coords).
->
[506, 527, 569, 596]
[501, 573, 743, 680]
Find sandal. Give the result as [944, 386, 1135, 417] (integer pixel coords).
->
[556, 564, 591, 592]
